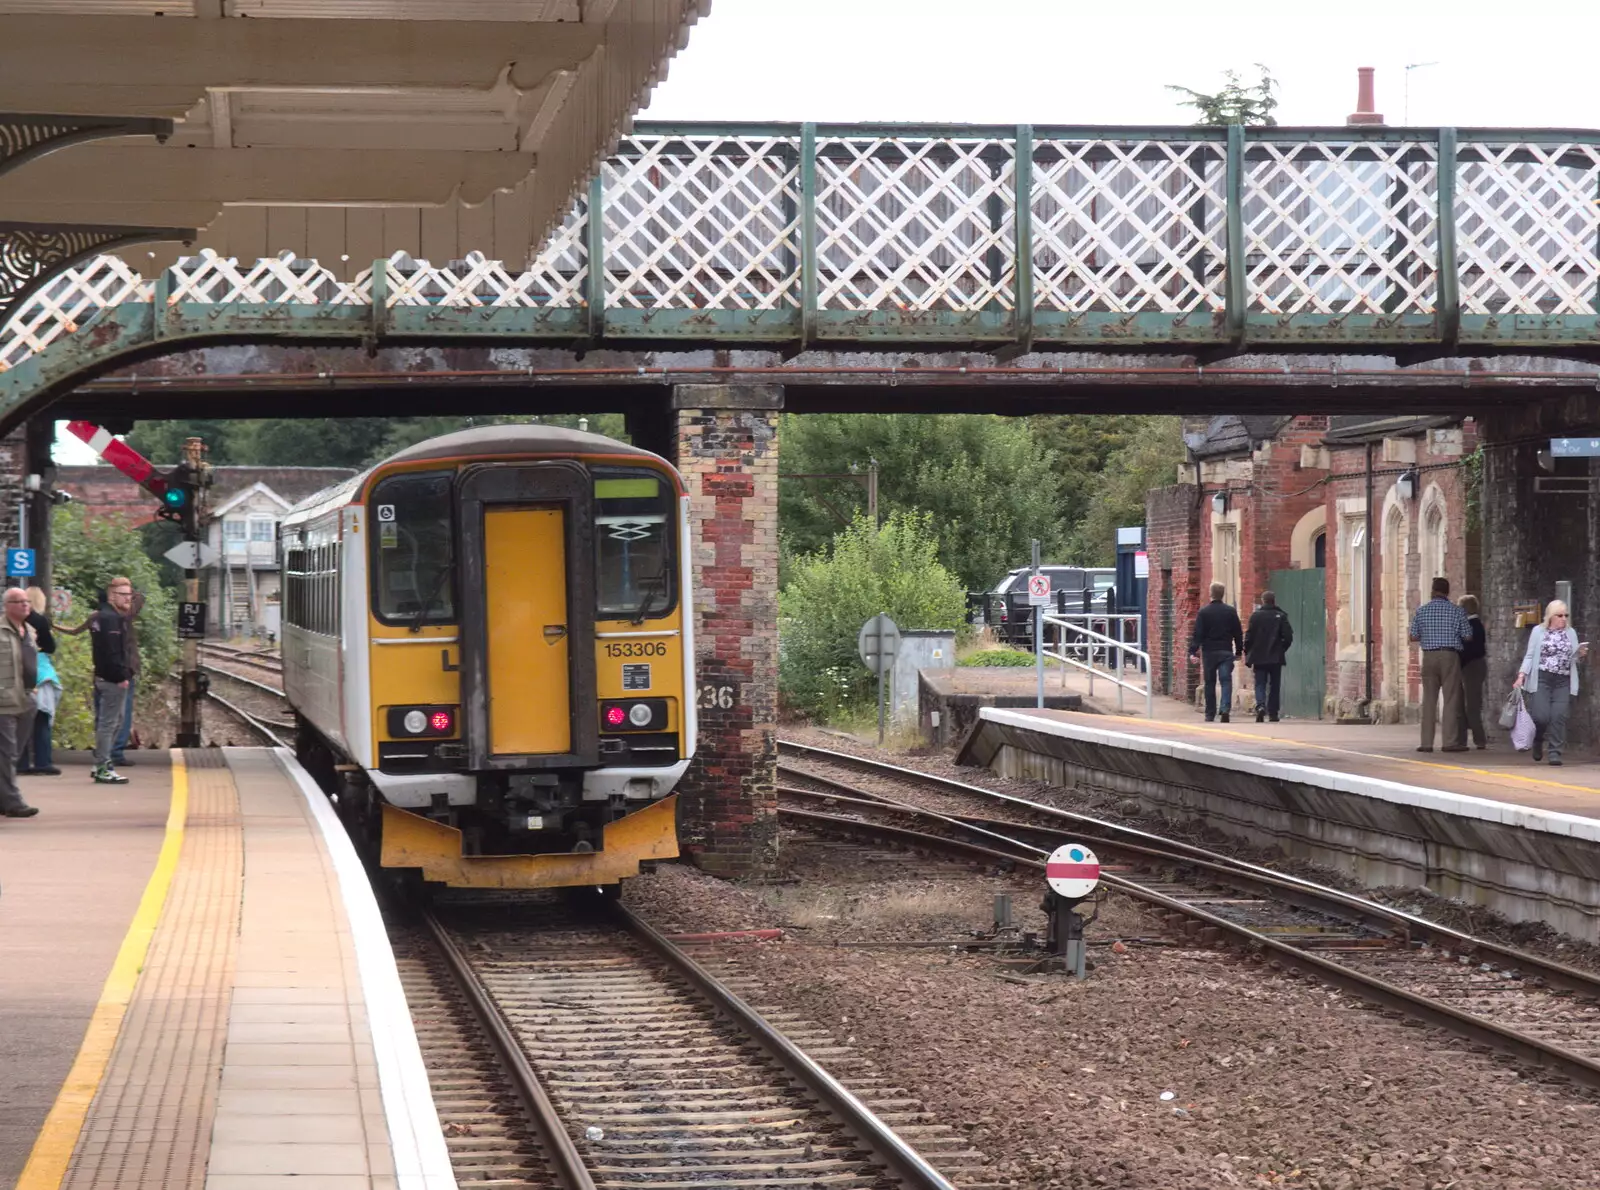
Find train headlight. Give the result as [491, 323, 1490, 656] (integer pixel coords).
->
[628, 703, 653, 728]
[403, 710, 427, 735]
[605, 705, 627, 727]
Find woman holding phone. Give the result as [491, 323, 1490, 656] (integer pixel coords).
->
[1512, 599, 1589, 765]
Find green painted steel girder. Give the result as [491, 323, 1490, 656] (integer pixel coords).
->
[12, 120, 1600, 423]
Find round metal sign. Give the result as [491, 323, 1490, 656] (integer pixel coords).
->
[1045, 842, 1101, 900]
[856, 613, 900, 676]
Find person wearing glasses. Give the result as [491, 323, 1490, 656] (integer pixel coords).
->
[1512, 599, 1589, 766]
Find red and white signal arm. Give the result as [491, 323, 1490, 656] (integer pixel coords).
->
[1046, 842, 1101, 899]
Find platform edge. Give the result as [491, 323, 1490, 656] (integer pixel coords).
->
[271, 747, 459, 1190]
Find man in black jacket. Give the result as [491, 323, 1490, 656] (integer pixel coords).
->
[87, 577, 133, 785]
[1188, 582, 1244, 723]
[1244, 590, 1294, 723]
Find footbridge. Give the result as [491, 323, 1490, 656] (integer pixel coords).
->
[11, 121, 1600, 422]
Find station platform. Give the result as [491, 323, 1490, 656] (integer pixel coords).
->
[960, 707, 1600, 943]
[0, 749, 452, 1190]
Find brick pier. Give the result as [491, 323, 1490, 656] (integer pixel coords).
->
[670, 384, 781, 877]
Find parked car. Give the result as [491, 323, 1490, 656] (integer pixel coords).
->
[980, 566, 1116, 646]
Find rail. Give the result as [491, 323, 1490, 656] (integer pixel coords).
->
[13, 123, 1600, 384]
[774, 741, 1600, 1090]
[1038, 612, 1152, 717]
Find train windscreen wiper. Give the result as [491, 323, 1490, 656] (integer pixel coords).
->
[409, 563, 453, 632]
[630, 571, 668, 625]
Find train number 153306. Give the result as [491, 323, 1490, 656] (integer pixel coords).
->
[604, 641, 667, 658]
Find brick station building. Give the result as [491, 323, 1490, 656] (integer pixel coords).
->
[1145, 414, 1479, 722]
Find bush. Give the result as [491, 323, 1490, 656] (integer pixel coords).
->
[958, 649, 1036, 667]
[49, 505, 180, 748]
[779, 512, 966, 721]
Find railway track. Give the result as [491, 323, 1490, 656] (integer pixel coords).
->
[198, 643, 284, 691]
[200, 687, 289, 749]
[777, 739, 1600, 1094]
[405, 896, 993, 1189]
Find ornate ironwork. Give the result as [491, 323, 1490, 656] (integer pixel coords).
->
[0, 114, 173, 180]
[0, 223, 192, 350]
[13, 123, 1600, 375]
[1032, 137, 1227, 312]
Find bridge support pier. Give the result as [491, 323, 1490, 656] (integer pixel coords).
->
[1481, 398, 1600, 749]
[669, 384, 782, 877]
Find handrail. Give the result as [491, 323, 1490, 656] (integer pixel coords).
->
[1038, 612, 1153, 717]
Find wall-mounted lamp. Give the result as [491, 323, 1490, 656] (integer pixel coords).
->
[1211, 490, 1227, 515]
[1537, 449, 1555, 473]
[1396, 467, 1419, 501]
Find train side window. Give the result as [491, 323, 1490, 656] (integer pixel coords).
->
[370, 472, 455, 626]
[595, 468, 676, 620]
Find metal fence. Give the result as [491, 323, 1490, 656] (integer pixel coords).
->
[1039, 612, 1153, 717]
[9, 123, 1600, 373]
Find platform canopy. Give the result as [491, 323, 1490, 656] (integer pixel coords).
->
[0, 0, 709, 276]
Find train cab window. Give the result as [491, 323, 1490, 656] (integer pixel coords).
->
[371, 472, 456, 625]
[595, 469, 676, 620]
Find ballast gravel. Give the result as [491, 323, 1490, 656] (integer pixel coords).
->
[627, 852, 1600, 1190]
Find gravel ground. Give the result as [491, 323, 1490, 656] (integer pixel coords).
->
[627, 852, 1600, 1190]
[779, 724, 1600, 976]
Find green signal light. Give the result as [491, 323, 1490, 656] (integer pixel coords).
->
[162, 487, 188, 509]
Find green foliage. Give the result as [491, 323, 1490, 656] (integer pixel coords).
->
[1462, 445, 1484, 534]
[779, 413, 1065, 592]
[1168, 65, 1279, 126]
[1065, 417, 1188, 564]
[51, 503, 179, 744]
[1028, 414, 1169, 562]
[126, 413, 630, 471]
[778, 512, 966, 720]
[958, 648, 1036, 667]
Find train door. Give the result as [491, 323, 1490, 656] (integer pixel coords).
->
[458, 462, 597, 769]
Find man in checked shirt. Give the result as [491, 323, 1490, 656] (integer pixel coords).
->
[1409, 576, 1473, 753]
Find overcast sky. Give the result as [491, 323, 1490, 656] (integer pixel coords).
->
[55, 0, 1600, 465]
[646, 0, 1600, 129]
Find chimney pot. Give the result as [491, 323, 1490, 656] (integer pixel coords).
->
[1347, 66, 1385, 125]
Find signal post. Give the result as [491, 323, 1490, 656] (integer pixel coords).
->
[66, 423, 213, 748]
[170, 437, 209, 747]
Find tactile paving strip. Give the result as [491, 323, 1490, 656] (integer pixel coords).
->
[63, 751, 242, 1190]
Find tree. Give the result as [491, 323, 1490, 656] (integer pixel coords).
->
[1168, 65, 1279, 126]
[127, 413, 630, 471]
[779, 413, 1065, 592]
[1066, 416, 1188, 564]
[1028, 415, 1164, 561]
[778, 512, 966, 721]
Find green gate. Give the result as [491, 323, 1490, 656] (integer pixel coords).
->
[1268, 568, 1326, 720]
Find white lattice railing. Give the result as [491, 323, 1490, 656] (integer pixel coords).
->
[9, 126, 1600, 374]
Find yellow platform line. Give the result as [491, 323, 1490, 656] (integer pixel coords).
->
[1118, 714, 1600, 799]
[15, 752, 189, 1190]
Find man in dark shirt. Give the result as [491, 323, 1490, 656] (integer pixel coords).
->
[1189, 581, 1244, 723]
[1244, 590, 1294, 723]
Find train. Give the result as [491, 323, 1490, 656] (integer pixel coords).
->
[280, 425, 694, 891]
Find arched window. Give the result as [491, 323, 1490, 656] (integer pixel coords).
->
[1421, 502, 1447, 586]
[1313, 529, 1327, 569]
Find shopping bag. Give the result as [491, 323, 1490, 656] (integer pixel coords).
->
[1498, 689, 1522, 731]
[1512, 700, 1537, 752]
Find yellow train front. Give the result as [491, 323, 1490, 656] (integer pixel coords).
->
[280, 426, 693, 891]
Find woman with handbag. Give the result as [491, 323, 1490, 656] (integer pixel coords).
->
[1512, 599, 1589, 765]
